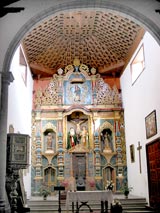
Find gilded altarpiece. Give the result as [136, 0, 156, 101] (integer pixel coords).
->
[31, 60, 127, 195]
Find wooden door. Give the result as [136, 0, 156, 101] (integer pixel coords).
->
[146, 138, 160, 209]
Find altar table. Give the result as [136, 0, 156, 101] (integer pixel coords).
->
[66, 191, 113, 213]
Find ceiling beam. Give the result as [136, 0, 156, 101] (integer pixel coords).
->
[98, 61, 125, 74]
[30, 63, 56, 75]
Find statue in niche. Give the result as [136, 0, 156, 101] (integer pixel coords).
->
[101, 129, 113, 153]
[45, 132, 54, 153]
[104, 133, 110, 148]
[47, 133, 53, 149]
[67, 127, 77, 150]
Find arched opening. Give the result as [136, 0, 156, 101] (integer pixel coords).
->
[2, 1, 160, 74]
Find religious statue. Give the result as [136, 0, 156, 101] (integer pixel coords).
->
[101, 130, 113, 152]
[69, 119, 87, 144]
[67, 127, 77, 149]
[80, 126, 89, 147]
[46, 132, 53, 150]
[104, 133, 110, 148]
[74, 85, 81, 102]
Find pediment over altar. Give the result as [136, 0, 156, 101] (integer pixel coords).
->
[33, 59, 122, 109]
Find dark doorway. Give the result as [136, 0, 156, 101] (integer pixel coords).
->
[146, 138, 160, 209]
[72, 153, 86, 190]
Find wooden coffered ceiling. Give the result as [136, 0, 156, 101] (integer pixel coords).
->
[22, 9, 144, 80]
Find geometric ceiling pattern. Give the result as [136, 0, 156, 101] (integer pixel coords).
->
[22, 9, 144, 79]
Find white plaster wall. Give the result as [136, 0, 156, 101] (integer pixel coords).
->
[120, 32, 160, 204]
[7, 46, 33, 199]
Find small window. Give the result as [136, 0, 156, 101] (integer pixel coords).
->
[19, 47, 27, 86]
[131, 44, 145, 84]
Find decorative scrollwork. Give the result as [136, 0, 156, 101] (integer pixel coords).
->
[95, 78, 121, 105]
[79, 64, 89, 72]
[34, 77, 59, 108]
[65, 64, 74, 73]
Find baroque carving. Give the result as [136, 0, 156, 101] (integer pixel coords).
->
[34, 64, 121, 108]
[95, 77, 121, 105]
[33, 60, 121, 108]
[34, 75, 59, 108]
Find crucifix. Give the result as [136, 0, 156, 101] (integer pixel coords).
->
[137, 141, 142, 173]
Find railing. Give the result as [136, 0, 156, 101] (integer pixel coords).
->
[6, 168, 30, 212]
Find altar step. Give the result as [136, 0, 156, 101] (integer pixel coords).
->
[28, 199, 65, 213]
[27, 198, 103, 213]
[27, 196, 157, 213]
[118, 198, 157, 213]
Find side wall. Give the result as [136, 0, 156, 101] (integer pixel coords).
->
[120, 32, 160, 204]
[7, 46, 33, 198]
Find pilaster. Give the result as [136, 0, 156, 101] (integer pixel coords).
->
[0, 71, 14, 211]
[0, 71, 2, 109]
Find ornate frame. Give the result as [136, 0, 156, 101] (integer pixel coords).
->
[130, 144, 135, 163]
[145, 110, 157, 139]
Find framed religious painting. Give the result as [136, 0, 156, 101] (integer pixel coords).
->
[130, 144, 135, 163]
[145, 110, 157, 139]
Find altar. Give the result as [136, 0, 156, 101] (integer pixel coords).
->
[31, 59, 127, 196]
[66, 190, 113, 213]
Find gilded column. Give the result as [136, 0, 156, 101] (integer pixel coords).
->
[57, 120, 64, 180]
[0, 71, 14, 211]
[94, 132, 101, 178]
[57, 71, 63, 105]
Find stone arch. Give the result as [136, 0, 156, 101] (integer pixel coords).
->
[2, 1, 160, 74]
